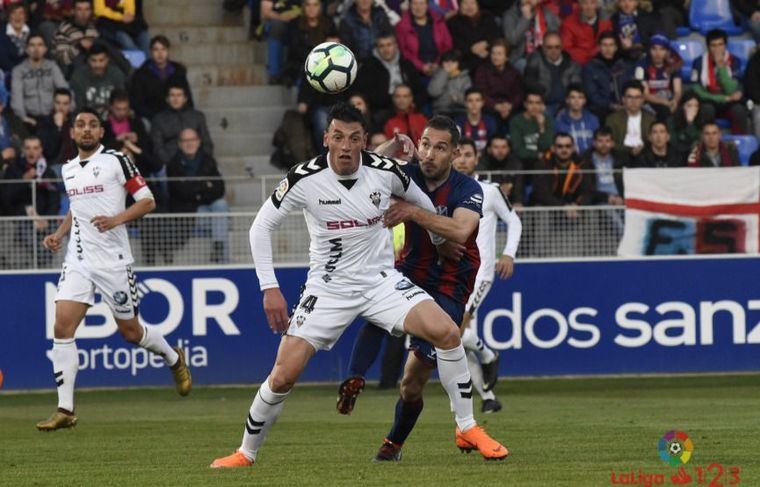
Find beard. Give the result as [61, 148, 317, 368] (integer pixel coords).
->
[76, 139, 99, 152]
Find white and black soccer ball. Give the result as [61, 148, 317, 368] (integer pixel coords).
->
[669, 441, 682, 455]
[304, 42, 357, 94]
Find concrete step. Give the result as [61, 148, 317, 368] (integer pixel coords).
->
[212, 132, 273, 157]
[219, 155, 286, 177]
[152, 25, 249, 45]
[144, 0, 238, 26]
[204, 106, 287, 133]
[187, 64, 267, 87]
[171, 42, 261, 66]
[194, 86, 295, 109]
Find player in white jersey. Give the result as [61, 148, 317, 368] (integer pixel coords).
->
[35, 108, 192, 432]
[453, 138, 522, 413]
[211, 103, 508, 468]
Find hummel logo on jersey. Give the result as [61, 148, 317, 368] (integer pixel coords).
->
[319, 198, 341, 205]
[370, 191, 381, 207]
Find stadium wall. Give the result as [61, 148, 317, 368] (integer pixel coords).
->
[1, 257, 759, 391]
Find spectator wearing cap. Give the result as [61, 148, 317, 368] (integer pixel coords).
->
[690, 29, 749, 134]
[395, 0, 453, 77]
[427, 49, 472, 116]
[502, 0, 560, 73]
[524, 31, 582, 116]
[559, 0, 612, 66]
[633, 33, 683, 121]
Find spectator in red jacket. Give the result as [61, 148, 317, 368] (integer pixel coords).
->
[395, 0, 453, 76]
[383, 84, 428, 141]
[559, 0, 612, 65]
[473, 39, 524, 127]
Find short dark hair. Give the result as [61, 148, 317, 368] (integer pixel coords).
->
[6, 2, 25, 15]
[26, 33, 45, 46]
[74, 0, 92, 5]
[594, 127, 614, 139]
[554, 132, 573, 143]
[166, 82, 188, 97]
[376, 31, 396, 43]
[458, 137, 477, 152]
[487, 134, 509, 147]
[706, 29, 727, 45]
[565, 83, 586, 98]
[109, 89, 130, 105]
[441, 49, 461, 63]
[88, 42, 109, 58]
[23, 135, 42, 144]
[150, 35, 170, 49]
[490, 38, 509, 55]
[54, 88, 72, 98]
[598, 31, 617, 44]
[73, 107, 102, 125]
[649, 121, 668, 133]
[464, 87, 483, 99]
[425, 115, 460, 147]
[702, 121, 720, 131]
[622, 80, 644, 96]
[524, 86, 544, 101]
[326, 102, 367, 132]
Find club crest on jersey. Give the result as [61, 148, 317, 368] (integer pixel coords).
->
[294, 314, 305, 327]
[274, 178, 289, 202]
[113, 291, 128, 305]
[370, 191, 381, 207]
[435, 205, 448, 216]
[92, 166, 101, 178]
[395, 279, 414, 290]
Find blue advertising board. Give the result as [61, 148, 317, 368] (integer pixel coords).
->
[1, 257, 759, 391]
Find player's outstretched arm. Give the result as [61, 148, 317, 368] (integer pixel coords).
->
[91, 197, 155, 233]
[43, 210, 73, 252]
[373, 133, 416, 161]
[384, 199, 479, 244]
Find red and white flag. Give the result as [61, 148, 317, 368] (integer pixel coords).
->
[618, 168, 760, 255]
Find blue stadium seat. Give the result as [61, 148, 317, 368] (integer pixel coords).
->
[122, 50, 146, 69]
[716, 118, 731, 129]
[689, 0, 743, 35]
[727, 38, 757, 76]
[675, 26, 691, 38]
[722, 135, 759, 165]
[671, 39, 704, 80]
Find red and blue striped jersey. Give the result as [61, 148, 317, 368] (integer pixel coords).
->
[396, 163, 483, 304]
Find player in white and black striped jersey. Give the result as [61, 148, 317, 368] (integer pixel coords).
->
[35, 108, 192, 432]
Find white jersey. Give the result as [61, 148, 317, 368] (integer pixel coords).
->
[62, 145, 152, 269]
[475, 179, 522, 281]
[251, 151, 441, 292]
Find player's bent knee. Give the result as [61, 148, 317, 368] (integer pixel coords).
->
[399, 377, 424, 402]
[268, 372, 296, 393]
[119, 326, 143, 344]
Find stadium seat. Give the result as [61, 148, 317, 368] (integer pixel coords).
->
[671, 39, 704, 80]
[689, 0, 743, 35]
[727, 38, 757, 76]
[716, 118, 731, 129]
[675, 26, 691, 38]
[123, 50, 146, 69]
[722, 135, 759, 165]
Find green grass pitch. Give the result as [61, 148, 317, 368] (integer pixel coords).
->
[1, 375, 758, 486]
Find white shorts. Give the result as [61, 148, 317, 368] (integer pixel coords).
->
[465, 279, 492, 316]
[287, 269, 433, 351]
[55, 263, 139, 320]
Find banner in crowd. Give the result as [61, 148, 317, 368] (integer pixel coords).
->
[618, 167, 760, 255]
[1, 257, 759, 391]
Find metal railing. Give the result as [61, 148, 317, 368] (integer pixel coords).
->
[0, 205, 625, 271]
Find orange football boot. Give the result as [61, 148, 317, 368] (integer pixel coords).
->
[210, 450, 253, 468]
[455, 425, 509, 461]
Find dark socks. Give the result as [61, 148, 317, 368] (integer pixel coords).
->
[386, 397, 424, 446]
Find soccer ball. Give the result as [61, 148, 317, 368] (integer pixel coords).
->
[669, 441, 682, 455]
[304, 42, 357, 94]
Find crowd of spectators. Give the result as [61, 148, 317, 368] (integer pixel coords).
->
[0, 0, 229, 265]
[264, 0, 760, 211]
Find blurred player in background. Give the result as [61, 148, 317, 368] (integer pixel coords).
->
[453, 137, 522, 413]
[36, 108, 192, 432]
[210, 103, 507, 468]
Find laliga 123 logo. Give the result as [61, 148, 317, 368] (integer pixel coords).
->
[659, 430, 694, 466]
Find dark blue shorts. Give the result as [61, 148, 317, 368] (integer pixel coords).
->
[408, 290, 464, 367]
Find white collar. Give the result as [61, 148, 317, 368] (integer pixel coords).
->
[6, 23, 29, 37]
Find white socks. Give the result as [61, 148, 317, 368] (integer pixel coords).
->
[435, 344, 476, 432]
[461, 326, 496, 364]
[52, 338, 78, 412]
[239, 378, 290, 461]
[467, 352, 496, 401]
[139, 325, 179, 366]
